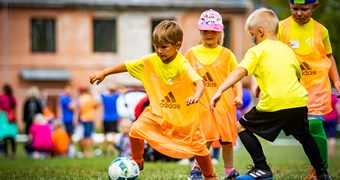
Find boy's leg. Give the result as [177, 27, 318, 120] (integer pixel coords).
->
[297, 132, 328, 177]
[221, 143, 239, 178]
[309, 119, 328, 169]
[129, 136, 145, 170]
[195, 154, 217, 179]
[238, 130, 270, 171]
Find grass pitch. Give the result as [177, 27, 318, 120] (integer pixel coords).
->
[0, 138, 339, 179]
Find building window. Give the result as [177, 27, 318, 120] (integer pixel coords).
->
[93, 19, 116, 52]
[31, 18, 56, 52]
[151, 19, 174, 52]
[222, 20, 230, 48]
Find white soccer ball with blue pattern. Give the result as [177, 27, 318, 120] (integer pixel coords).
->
[108, 157, 140, 180]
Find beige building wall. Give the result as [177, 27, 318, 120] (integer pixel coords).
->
[0, 7, 253, 132]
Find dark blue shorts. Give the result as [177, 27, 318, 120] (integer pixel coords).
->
[82, 121, 94, 138]
[324, 119, 338, 138]
[103, 121, 118, 133]
[63, 122, 74, 136]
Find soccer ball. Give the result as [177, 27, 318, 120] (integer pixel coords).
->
[108, 157, 140, 180]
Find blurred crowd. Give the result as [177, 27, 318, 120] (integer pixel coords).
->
[0, 83, 144, 159]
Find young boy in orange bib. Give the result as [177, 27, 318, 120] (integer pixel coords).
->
[90, 20, 218, 179]
[278, 1, 340, 178]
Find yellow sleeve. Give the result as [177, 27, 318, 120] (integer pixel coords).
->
[229, 52, 239, 70]
[277, 22, 284, 41]
[322, 27, 332, 55]
[125, 57, 145, 81]
[185, 63, 203, 83]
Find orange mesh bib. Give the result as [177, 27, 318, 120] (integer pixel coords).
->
[186, 48, 238, 145]
[280, 18, 332, 115]
[129, 57, 209, 158]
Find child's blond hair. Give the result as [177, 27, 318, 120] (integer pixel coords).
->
[152, 20, 183, 46]
[245, 7, 279, 36]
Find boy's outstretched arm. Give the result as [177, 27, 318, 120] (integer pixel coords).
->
[210, 67, 247, 109]
[186, 79, 204, 106]
[233, 81, 243, 108]
[327, 54, 340, 92]
[90, 63, 127, 85]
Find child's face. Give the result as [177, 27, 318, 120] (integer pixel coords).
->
[153, 42, 180, 64]
[200, 30, 221, 48]
[290, 3, 316, 25]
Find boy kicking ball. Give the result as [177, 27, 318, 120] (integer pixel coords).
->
[209, 7, 330, 180]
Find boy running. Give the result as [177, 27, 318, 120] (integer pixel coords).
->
[90, 20, 218, 179]
[210, 8, 330, 180]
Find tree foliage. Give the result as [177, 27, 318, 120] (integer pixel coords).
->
[255, 0, 340, 68]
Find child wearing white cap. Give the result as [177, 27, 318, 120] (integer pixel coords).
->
[185, 9, 243, 180]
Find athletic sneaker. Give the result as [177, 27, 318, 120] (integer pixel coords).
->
[317, 173, 332, 180]
[137, 160, 144, 171]
[188, 167, 204, 180]
[236, 166, 272, 180]
[224, 169, 240, 180]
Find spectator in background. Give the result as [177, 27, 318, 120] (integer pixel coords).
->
[23, 86, 43, 134]
[324, 92, 340, 158]
[0, 83, 18, 158]
[25, 113, 53, 159]
[59, 84, 77, 157]
[0, 108, 18, 159]
[100, 84, 121, 156]
[78, 86, 99, 157]
[52, 120, 70, 157]
[114, 118, 133, 158]
[59, 84, 76, 138]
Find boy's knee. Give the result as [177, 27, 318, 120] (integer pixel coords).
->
[236, 121, 245, 133]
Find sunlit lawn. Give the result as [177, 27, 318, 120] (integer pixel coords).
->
[0, 137, 339, 179]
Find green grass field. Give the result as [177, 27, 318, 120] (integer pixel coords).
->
[0, 138, 339, 180]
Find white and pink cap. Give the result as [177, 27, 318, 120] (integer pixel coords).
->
[197, 9, 224, 32]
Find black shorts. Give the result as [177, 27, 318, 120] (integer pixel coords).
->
[103, 121, 118, 133]
[239, 106, 309, 142]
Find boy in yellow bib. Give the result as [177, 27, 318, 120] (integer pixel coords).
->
[210, 8, 330, 180]
[185, 9, 243, 180]
[90, 20, 218, 179]
[278, 0, 340, 178]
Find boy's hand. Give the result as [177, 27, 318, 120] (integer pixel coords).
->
[233, 96, 243, 108]
[90, 71, 106, 85]
[186, 96, 199, 106]
[209, 90, 222, 110]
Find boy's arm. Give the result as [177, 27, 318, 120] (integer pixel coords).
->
[232, 81, 243, 108]
[90, 63, 127, 85]
[327, 54, 340, 93]
[186, 79, 204, 106]
[210, 67, 247, 109]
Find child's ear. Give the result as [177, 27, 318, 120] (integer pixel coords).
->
[176, 42, 182, 50]
[312, 1, 319, 9]
[259, 27, 264, 37]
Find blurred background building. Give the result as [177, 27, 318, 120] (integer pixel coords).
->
[0, 0, 254, 132]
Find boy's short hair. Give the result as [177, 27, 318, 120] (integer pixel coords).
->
[290, 0, 317, 4]
[152, 20, 183, 46]
[244, 7, 279, 36]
